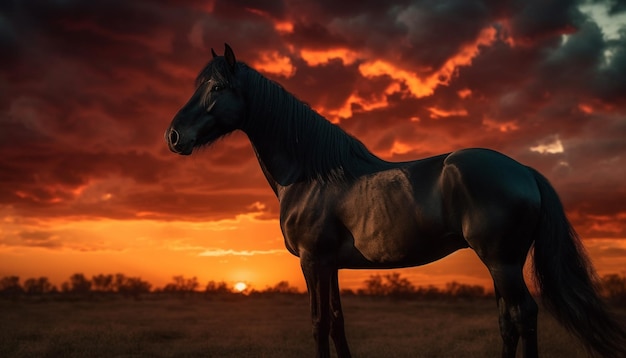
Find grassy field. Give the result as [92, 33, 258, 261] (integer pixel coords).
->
[0, 294, 614, 357]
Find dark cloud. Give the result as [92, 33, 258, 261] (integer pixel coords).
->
[308, 0, 412, 17]
[3, 230, 64, 250]
[595, 34, 626, 102]
[595, 244, 626, 257]
[279, 58, 361, 111]
[214, 0, 287, 19]
[598, 0, 626, 14]
[394, 0, 491, 68]
[285, 21, 348, 49]
[508, 0, 582, 40]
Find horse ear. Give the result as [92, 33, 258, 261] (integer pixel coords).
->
[211, 48, 218, 58]
[224, 43, 236, 72]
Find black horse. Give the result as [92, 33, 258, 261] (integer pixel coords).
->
[166, 44, 625, 358]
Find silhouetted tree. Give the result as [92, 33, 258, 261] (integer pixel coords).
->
[415, 285, 443, 300]
[385, 273, 416, 298]
[113, 273, 128, 292]
[23, 277, 55, 295]
[117, 276, 152, 299]
[0, 276, 23, 299]
[205, 280, 232, 295]
[61, 281, 70, 293]
[445, 281, 486, 299]
[340, 288, 356, 296]
[92, 274, 114, 292]
[601, 273, 626, 306]
[360, 273, 415, 298]
[66, 273, 92, 295]
[360, 274, 386, 296]
[265, 281, 300, 294]
[358, 273, 492, 300]
[163, 275, 199, 297]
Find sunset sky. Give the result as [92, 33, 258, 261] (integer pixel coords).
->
[1, 0, 625, 292]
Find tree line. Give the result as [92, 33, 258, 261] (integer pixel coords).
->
[344, 272, 490, 300]
[355, 272, 626, 305]
[1, 272, 625, 305]
[0, 273, 301, 300]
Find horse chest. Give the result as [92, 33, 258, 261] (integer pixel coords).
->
[279, 184, 341, 255]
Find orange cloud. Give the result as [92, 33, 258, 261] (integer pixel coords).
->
[359, 60, 436, 98]
[530, 135, 564, 154]
[300, 48, 360, 66]
[243, 7, 293, 34]
[586, 212, 626, 235]
[482, 117, 520, 132]
[458, 88, 472, 99]
[274, 21, 294, 34]
[252, 51, 295, 78]
[578, 103, 594, 114]
[389, 140, 414, 156]
[427, 107, 469, 119]
[323, 82, 402, 121]
[198, 248, 286, 257]
[359, 27, 497, 98]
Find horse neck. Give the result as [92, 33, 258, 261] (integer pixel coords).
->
[240, 68, 387, 188]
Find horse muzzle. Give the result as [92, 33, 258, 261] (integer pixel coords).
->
[165, 127, 193, 155]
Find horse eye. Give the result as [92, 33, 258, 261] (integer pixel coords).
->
[212, 85, 222, 92]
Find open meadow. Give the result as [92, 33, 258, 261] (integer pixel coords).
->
[1, 294, 614, 358]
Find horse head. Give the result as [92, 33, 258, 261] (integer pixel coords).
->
[166, 44, 245, 155]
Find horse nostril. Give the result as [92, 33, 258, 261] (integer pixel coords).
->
[168, 129, 180, 146]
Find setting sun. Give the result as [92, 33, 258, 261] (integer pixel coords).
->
[234, 282, 248, 293]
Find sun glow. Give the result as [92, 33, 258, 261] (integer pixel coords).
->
[234, 282, 248, 292]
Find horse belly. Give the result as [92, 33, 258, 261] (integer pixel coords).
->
[341, 216, 425, 267]
[336, 169, 458, 268]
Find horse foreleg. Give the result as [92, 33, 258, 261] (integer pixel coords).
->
[301, 254, 332, 358]
[330, 269, 351, 358]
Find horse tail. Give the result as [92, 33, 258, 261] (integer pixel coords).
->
[530, 168, 626, 357]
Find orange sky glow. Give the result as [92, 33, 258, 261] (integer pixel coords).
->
[1, 1, 626, 292]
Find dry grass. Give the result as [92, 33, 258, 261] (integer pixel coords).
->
[0, 294, 608, 357]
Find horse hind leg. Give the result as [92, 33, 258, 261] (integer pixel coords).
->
[495, 287, 519, 357]
[490, 264, 538, 358]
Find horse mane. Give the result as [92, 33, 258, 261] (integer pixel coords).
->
[195, 57, 233, 87]
[238, 63, 392, 183]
